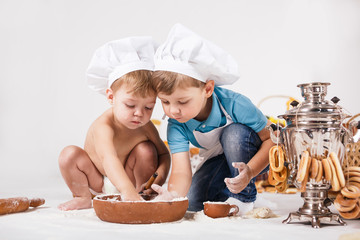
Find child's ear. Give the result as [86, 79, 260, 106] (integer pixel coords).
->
[106, 88, 114, 105]
[204, 80, 215, 98]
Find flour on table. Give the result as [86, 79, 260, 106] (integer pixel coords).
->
[338, 232, 360, 240]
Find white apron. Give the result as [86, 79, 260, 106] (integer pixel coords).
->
[193, 97, 233, 172]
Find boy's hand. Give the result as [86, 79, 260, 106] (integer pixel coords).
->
[224, 162, 253, 194]
[151, 184, 177, 201]
[139, 182, 154, 195]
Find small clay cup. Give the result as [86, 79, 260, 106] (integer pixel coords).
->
[203, 201, 239, 218]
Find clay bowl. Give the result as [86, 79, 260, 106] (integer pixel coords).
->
[203, 201, 239, 218]
[93, 194, 188, 224]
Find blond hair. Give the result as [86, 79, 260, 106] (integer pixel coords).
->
[151, 71, 205, 95]
[111, 70, 155, 97]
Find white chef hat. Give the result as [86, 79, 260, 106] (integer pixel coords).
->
[86, 36, 157, 95]
[154, 23, 240, 86]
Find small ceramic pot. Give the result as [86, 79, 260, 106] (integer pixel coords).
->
[93, 194, 188, 224]
[203, 201, 239, 218]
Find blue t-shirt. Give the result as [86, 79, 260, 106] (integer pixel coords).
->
[167, 87, 268, 154]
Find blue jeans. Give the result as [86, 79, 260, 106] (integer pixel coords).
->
[187, 123, 267, 211]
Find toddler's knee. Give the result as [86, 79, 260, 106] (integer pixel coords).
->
[58, 145, 82, 168]
[134, 141, 157, 158]
[133, 141, 158, 168]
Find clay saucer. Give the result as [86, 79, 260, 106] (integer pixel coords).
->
[93, 194, 189, 224]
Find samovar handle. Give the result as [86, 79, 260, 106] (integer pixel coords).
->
[347, 120, 360, 141]
[340, 120, 360, 146]
[267, 123, 283, 144]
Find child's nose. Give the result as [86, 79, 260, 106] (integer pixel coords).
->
[134, 108, 143, 117]
[170, 105, 180, 115]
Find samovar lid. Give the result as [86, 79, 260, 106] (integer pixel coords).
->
[279, 82, 344, 122]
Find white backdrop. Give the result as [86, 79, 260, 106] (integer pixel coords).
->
[1, 0, 359, 189]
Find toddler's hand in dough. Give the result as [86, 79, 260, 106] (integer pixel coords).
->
[151, 184, 177, 201]
[138, 182, 154, 195]
[121, 190, 143, 201]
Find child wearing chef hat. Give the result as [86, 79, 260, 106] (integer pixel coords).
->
[151, 24, 274, 214]
[58, 37, 170, 211]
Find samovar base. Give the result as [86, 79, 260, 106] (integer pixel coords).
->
[282, 183, 346, 228]
[282, 211, 346, 229]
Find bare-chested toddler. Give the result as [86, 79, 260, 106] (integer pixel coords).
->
[58, 37, 170, 211]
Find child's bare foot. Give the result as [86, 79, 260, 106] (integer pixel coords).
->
[58, 197, 92, 211]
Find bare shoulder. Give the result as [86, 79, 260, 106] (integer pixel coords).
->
[141, 121, 169, 155]
[86, 109, 115, 140]
[142, 121, 160, 138]
[84, 109, 117, 151]
[84, 109, 118, 171]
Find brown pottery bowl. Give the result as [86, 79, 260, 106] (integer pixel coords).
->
[93, 194, 188, 224]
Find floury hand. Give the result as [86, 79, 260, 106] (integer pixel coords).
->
[224, 162, 253, 194]
[151, 184, 178, 201]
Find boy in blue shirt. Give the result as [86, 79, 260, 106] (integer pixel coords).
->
[151, 24, 274, 214]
